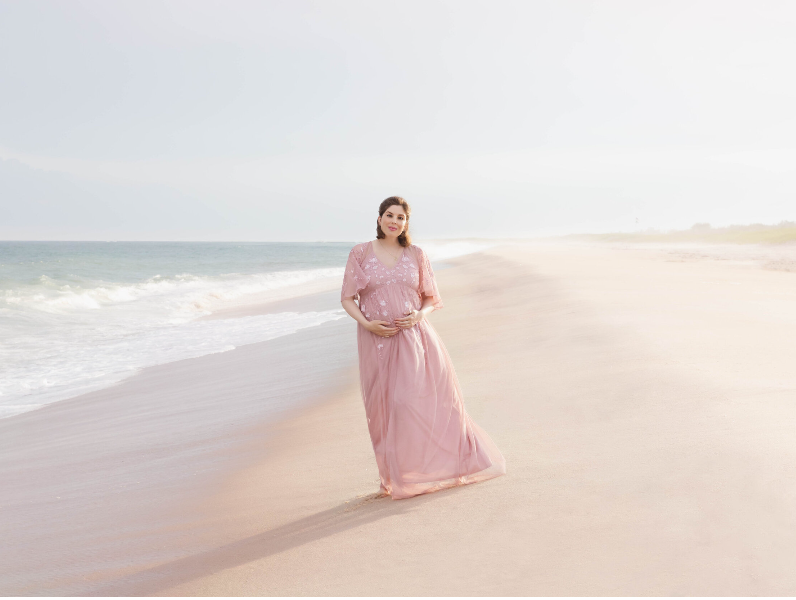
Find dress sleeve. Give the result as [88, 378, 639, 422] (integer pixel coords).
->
[416, 246, 444, 310]
[341, 244, 370, 301]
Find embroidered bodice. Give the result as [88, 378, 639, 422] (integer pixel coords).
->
[341, 242, 443, 326]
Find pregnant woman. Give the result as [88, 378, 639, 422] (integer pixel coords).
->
[341, 196, 506, 499]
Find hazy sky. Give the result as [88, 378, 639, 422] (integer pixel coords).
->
[2, 0, 795, 241]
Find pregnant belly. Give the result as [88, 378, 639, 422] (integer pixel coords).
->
[363, 297, 418, 324]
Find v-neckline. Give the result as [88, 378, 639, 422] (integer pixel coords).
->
[370, 240, 404, 269]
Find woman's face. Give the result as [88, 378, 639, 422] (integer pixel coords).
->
[378, 205, 407, 239]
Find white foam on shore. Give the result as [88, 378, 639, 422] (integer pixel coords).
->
[0, 268, 346, 420]
[3, 267, 344, 322]
[0, 309, 346, 419]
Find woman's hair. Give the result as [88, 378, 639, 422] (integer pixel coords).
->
[376, 196, 412, 247]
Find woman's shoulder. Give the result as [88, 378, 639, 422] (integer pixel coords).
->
[348, 241, 373, 258]
[406, 243, 427, 258]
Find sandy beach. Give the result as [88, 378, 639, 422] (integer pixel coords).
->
[3, 241, 796, 595]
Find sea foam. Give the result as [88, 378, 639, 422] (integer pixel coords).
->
[0, 251, 347, 419]
[0, 309, 345, 419]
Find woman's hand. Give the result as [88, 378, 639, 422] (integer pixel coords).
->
[395, 309, 422, 329]
[365, 320, 399, 338]
[342, 298, 398, 337]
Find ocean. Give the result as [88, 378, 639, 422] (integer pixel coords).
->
[0, 240, 490, 419]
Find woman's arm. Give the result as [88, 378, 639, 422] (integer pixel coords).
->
[341, 297, 399, 338]
[394, 295, 437, 329]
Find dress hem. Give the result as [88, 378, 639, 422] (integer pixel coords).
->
[387, 462, 507, 500]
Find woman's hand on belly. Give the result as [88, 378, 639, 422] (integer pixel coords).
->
[395, 309, 423, 329]
[364, 319, 400, 338]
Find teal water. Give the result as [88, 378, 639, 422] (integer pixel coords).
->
[0, 242, 354, 419]
[0, 241, 352, 283]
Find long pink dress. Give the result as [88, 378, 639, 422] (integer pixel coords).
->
[342, 241, 506, 499]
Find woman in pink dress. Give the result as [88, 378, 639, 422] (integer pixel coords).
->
[341, 196, 506, 499]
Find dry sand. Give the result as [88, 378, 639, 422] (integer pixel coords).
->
[3, 241, 796, 595]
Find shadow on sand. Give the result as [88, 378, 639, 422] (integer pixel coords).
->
[90, 489, 446, 596]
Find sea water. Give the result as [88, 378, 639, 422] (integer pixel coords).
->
[0, 240, 492, 419]
[0, 242, 356, 419]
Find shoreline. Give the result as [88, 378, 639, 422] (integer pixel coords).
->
[0, 283, 346, 422]
[0, 285, 358, 595]
[4, 242, 796, 595]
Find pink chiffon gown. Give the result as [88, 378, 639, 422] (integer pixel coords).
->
[342, 241, 506, 499]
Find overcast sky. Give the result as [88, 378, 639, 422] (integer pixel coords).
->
[2, 0, 795, 241]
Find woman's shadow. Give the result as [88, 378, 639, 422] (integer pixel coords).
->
[89, 489, 443, 596]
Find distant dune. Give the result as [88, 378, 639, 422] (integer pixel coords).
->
[568, 222, 796, 244]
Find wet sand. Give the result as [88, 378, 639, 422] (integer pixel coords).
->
[3, 242, 796, 595]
